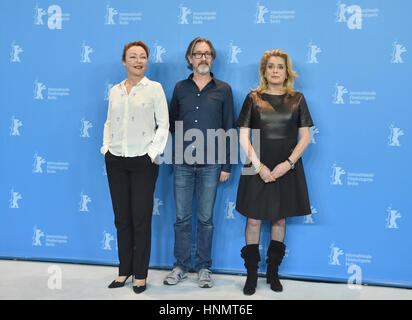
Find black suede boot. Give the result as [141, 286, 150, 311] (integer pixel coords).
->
[240, 244, 260, 295]
[266, 240, 286, 292]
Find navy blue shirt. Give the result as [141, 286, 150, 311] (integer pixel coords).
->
[169, 73, 235, 172]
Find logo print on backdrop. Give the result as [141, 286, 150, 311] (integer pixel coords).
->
[10, 42, 23, 63]
[228, 41, 242, 64]
[332, 83, 348, 104]
[33, 80, 47, 100]
[32, 153, 69, 174]
[9, 188, 22, 209]
[306, 42, 321, 64]
[303, 205, 317, 224]
[79, 192, 92, 212]
[10, 116, 23, 136]
[391, 41, 407, 64]
[388, 123, 404, 147]
[255, 4, 268, 23]
[177, 4, 216, 24]
[225, 199, 236, 220]
[104, 4, 142, 25]
[102, 231, 115, 250]
[80, 118, 93, 138]
[34, 4, 47, 25]
[33, 4, 68, 29]
[329, 242, 373, 267]
[332, 83, 376, 104]
[153, 198, 163, 216]
[80, 42, 93, 63]
[254, 2, 295, 24]
[105, 5, 118, 24]
[385, 206, 401, 229]
[33, 153, 46, 173]
[33, 79, 70, 100]
[329, 242, 344, 265]
[32, 226, 68, 247]
[309, 126, 319, 144]
[178, 5, 191, 24]
[32, 226, 45, 246]
[330, 163, 346, 185]
[335, 1, 362, 29]
[153, 43, 166, 63]
[333, 82, 376, 105]
[331, 163, 374, 186]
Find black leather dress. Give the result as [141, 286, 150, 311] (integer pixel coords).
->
[235, 91, 314, 221]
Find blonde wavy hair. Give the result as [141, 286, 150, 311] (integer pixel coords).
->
[251, 49, 300, 110]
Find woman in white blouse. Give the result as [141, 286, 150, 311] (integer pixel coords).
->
[101, 41, 169, 294]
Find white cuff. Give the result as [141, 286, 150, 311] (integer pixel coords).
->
[100, 146, 109, 155]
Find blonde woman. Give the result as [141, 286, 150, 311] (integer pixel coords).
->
[236, 49, 314, 295]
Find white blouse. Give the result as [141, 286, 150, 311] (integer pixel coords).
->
[101, 77, 169, 159]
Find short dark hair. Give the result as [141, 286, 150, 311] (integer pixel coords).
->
[185, 37, 216, 70]
[122, 41, 149, 62]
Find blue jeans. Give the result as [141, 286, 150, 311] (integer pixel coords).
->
[173, 164, 221, 272]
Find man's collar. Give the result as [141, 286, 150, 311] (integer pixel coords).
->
[188, 72, 215, 81]
[188, 73, 216, 85]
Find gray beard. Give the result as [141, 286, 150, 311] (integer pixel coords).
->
[195, 64, 210, 74]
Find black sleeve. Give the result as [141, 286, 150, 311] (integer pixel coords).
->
[236, 94, 254, 128]
[297, 93, 314, 128]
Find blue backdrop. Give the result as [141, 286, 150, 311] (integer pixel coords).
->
[1, 0, 411, 288]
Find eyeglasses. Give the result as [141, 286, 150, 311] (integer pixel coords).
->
[192, 52, 212, 59]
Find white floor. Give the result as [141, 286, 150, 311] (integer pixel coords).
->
[1, 260, 411, 300]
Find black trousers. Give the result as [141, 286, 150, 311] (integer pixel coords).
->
[105, 151, 159, 279]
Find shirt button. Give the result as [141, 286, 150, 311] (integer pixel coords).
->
[194, 120, 198, 123]
[196, 106, 199, 110]
[197, 94, 200, 97]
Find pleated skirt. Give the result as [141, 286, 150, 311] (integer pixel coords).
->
[236, 138, 311, 221]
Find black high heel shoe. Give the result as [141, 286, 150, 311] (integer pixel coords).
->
[132, 277, 147, 294]
[108, 275, 131, 289]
